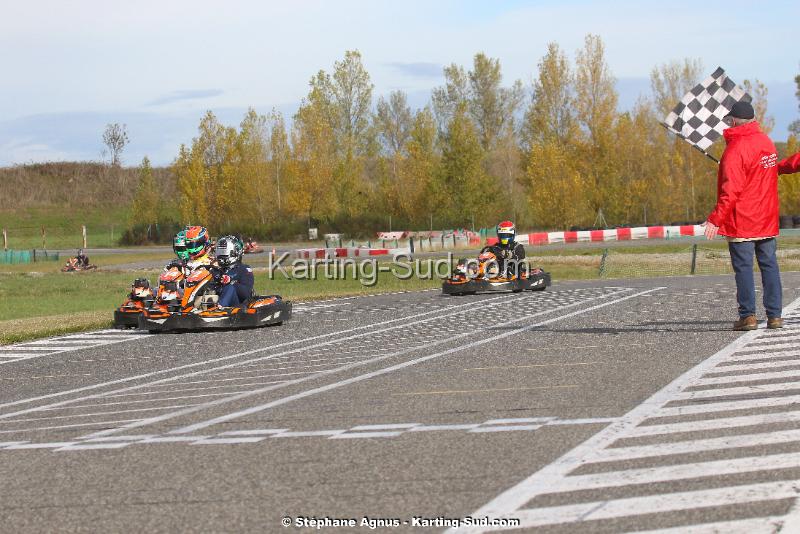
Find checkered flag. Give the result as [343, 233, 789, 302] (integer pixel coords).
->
[662, 67, 752, 158]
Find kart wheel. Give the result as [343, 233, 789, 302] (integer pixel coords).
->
[530, 285, 546, 292]
[512, 288, 523, 293]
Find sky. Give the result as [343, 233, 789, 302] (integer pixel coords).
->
[0, 0, 798, 166]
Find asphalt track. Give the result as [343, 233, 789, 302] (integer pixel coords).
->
[3, 275, 800, 533]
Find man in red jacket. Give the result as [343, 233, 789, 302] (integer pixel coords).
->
[703, 101, 783, 330]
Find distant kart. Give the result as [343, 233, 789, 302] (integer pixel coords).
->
[138, 265, 291, 332]
[442, 251, 550, 296]
[61, 258, 97, 272]
[243, 241, 264, 254]
[113, 278, 155, 328]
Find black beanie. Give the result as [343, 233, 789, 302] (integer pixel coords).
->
[725, 101, 755, 120]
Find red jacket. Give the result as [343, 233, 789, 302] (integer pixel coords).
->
[778, 152, 800, 175]
[707, 121, 779, 238]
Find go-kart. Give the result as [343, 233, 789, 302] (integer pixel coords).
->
[61, 257, 97, 272]
[113, 278, 155, 328]
[243, 240, 264, 254]
[442, 250, 550, 296]
[138, 264, 291, 332]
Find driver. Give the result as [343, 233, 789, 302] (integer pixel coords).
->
[76, 248, 90, 267]
[481, 220, 525, 276]
[184, 225, 214, 271]
[215, 235, 254, 308]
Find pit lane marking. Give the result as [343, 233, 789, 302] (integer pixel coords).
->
[84, 291, 621, 439]
[452, 297, 800, 533]
[0, 288, 634, 443]
[163, 287, 661, 437]
[0, 290, 529, 411]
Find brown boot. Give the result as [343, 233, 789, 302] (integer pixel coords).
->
[767, 317, 784, 329]
[733, 315, 758, 331]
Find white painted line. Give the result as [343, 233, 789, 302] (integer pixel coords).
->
[546, 418, 618, 425]
[56, 443, 131, 451]
[0, 441, 29, 448]
[329, 431, 404, 439]
[506, 481, 798, 529]
[0, 403, 204, 424]
[0, 347, 69, 352]
[694, 369, 800, 385]
[166, 288, 661, 437]
[723, 350, 800, 363]
[673, 381, 800, 400]
[709, 360, 800, 373]
[6, 442, 78, 449]
[596, 429, 800, 462]
[483, 417, 555, 425]
[658, 394, 800, 417]
[737, 342, 800, 353]
[138, 436, 210, 443]
[82, 435, 155, 442]
[191, 437, 266, 445]
[408, 424, 481, 432]
[272, 430, 346, 438]
[0, 419, 141, 434]
[217, 429, 289, 436]
[552, 451, 800, 494]
[628, 411, 800, 436]
[469, 425, 542, 433]
[349, 423, 419, 430]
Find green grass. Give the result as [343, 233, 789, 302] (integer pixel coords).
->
[0, 205, 132, 249]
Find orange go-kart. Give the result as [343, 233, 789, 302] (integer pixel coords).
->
[113, 278, 155, 328]
[243, 240, 264, 254]
[138, 265, 290, 332]
[442, 249, 550, 296]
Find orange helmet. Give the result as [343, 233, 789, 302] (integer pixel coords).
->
[185, 225, 211, 259]
[497, 221, 516, 246]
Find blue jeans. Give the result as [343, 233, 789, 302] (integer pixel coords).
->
[728, 238, 782, 319]
[218, 284, 252, 307]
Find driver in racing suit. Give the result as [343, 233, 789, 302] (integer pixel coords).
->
[215, 235, 254, 308]
[480, 221, 525, 277]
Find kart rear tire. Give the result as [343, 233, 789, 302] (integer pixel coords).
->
[531, 285, 546, 292]
[512, 288, 523, 293]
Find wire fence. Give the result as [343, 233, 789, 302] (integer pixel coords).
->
[1, 225, 121, 250]
[599, 244, 800, 278]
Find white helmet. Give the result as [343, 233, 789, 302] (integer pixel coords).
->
[215, 235, 243, 267]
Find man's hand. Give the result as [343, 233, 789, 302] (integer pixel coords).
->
[702, 220, 719, 240]
[220, 274, 231, 285]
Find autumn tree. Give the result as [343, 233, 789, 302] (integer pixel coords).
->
[130, 156, 159, 227]
[523, 42, 576, 148]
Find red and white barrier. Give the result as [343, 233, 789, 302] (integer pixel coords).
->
[487, 225, 704, 246]
[295, 247, 412, 259]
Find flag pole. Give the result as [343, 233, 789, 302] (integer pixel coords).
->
[660, 123, 720, 165]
